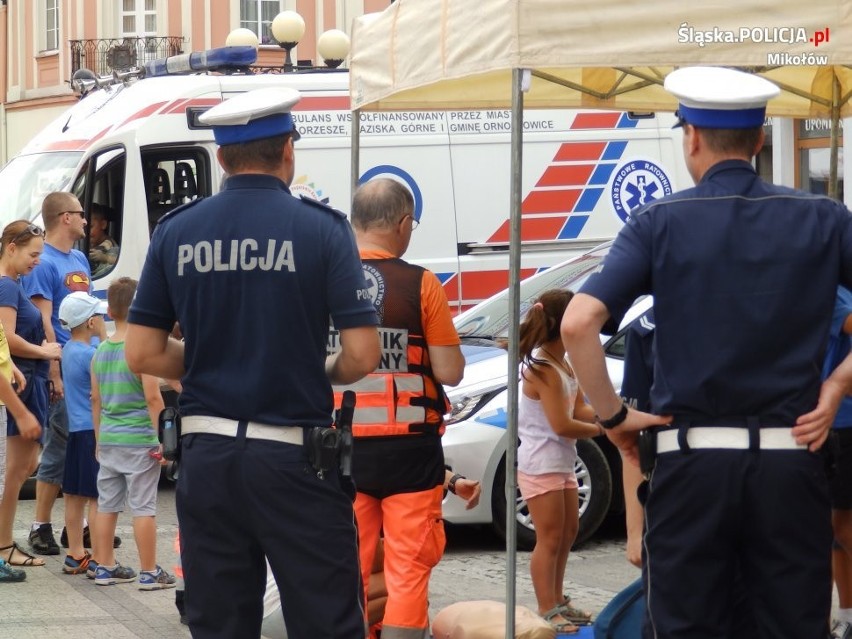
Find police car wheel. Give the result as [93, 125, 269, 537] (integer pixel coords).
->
[491, 438, 613, 550]
[573, 438, 613, 546]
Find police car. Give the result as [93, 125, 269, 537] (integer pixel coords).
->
[441, 242, 652, 549]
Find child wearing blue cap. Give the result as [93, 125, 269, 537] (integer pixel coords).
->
[57, 291, 107, 575]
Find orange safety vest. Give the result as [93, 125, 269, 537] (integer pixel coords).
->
[332, 258, 449, 437]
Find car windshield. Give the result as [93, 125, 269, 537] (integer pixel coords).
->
[0, 152, 82, 225]
[454, 242, 611, 342]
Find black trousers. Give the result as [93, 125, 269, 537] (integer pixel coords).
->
[642, 448, 832, 639]
[177, 427, 365, 639]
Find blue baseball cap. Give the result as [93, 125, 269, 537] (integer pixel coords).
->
[199, 87, 302, 145]
[665, 67, 780, 129]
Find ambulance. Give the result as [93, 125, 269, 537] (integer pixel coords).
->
[0, 46, 689, 309]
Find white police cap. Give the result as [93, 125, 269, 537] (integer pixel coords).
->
[199, 87, 302, 145]
[665, 67, 780, 129]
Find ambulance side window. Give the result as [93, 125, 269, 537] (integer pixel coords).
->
[141, 150, 209, 237]
[73, 147, 126, 280]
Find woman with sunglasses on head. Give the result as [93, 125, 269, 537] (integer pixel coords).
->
[0, 220, 62, 567]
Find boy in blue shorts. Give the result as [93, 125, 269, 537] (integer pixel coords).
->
[57, 291, 106, 575]
[92, 277, 174, 590]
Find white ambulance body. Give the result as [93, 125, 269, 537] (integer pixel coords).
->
[0, 54, 688, 308]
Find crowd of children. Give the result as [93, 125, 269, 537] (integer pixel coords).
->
[56, 279, 176, 589]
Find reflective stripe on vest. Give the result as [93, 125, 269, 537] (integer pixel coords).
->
[335, 373, 428, 435]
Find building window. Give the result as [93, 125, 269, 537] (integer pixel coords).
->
[120, 0, 157, 36]
[240, 0, 281, 45]
[45, 0, 59, 51]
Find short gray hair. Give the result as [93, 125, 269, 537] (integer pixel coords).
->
[350, 178, 413, 231]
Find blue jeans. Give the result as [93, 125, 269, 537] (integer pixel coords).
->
[37, 398, 68, 485]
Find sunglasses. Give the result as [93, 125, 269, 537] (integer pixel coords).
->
[10, 224, 44, 245]
[63, 210, 85, 218]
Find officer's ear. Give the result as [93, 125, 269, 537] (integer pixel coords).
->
[283, 135, 295, 164]
[684, 124, 701, 158]
[752, 128, 766, 158]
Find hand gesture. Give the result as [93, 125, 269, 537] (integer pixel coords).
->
[41, 340, 62, 360]
[16, 411, 41, 440]
[454, 478, 481, 510]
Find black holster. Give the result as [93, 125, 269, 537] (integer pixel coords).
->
[307, 390, 356, 477]
[638, 429, 657, 477]
[159, 407, 181, 462]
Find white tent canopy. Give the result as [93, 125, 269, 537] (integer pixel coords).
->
[350, 0, 852, 116]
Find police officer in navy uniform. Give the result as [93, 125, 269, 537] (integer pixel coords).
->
[562, 66, 852, 638]
[125, 87, 380, 639]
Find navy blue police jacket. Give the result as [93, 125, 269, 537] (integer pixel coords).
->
[582, 159, 852, 425]
[129, 174, 378, 427]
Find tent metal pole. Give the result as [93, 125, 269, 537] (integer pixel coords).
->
[505, 66, 524, 639]
[829, 75, 840, 201]
[351, 109, 361, 198]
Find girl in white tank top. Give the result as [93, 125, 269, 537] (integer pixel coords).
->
[517, 289, 602, 634]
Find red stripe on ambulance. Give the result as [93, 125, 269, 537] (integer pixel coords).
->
[521, 190, 582, 214]
[443, 269, 538, 305]
[571, 112, 621, 129]
[536, 164, 594, 187]
[293, 96, 350, 111]
[488, 217, 571, 243]
[554, 142, 607, 161]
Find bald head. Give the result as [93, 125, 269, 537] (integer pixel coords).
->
[350, 178, 414, 232]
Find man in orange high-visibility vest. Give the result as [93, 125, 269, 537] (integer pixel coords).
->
[335, 178, 466, 639]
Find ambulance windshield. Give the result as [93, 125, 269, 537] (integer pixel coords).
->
[0, 152, 82, 226]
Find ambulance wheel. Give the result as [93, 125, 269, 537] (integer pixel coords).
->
[491, 438, 612, 550]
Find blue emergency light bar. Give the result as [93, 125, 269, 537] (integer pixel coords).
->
[143, 46, 258, 78]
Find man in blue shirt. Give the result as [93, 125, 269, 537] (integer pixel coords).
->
[24, 191, 101, 556]
[563, 67, 852, 638]
[126, 88, 380, 638]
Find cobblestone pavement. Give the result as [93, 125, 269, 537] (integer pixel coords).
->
[7, 485, 841, 637]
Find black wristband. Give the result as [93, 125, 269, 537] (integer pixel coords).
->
[596, 402, 629, 430]
[448, 473, 464, 494]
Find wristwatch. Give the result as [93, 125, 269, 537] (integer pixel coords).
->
[448, 473, 464, 494]
[595, 402, 629, 430]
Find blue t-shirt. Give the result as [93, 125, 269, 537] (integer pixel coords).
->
[0, 276, 48, 377]
[22, 243, 92, 346]
[129, 174, 378, 427]
[63, 339, 96, 433]
[822, 286, 852, 429]
[581, 160, 852, 425]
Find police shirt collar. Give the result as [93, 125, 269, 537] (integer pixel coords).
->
[221, 174, 292, 193]
[699, 159, 756, 184]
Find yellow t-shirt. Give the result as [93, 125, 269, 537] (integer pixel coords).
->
[0, 323, 13, 406]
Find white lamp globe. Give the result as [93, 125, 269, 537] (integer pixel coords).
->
[271, 11, 306, 45]
[317, 29, 351, 67]
[225, 28, 259, 48]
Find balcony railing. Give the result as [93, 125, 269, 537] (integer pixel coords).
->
[70, 36, 185, 76]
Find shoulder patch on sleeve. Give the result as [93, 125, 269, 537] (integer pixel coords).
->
[156, 197, 206, 226]
[632, 310, 656, 336]
[299, 195, 346, 218]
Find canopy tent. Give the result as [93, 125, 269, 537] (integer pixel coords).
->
[350, 1, 852, 115]
[348, 1, 852, 634]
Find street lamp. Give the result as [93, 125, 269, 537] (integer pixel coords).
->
[317, 29, 350, 69]
[225, 28, 259, 49]
[270, 11, 305, 72]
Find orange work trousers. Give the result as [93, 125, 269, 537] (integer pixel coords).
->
[355, 485, 446, 639]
